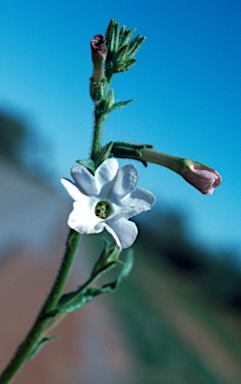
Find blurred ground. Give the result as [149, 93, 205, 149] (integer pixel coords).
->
[127, 253, 241, 383]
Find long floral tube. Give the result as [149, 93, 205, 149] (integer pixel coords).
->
[118, 148, 222, 195]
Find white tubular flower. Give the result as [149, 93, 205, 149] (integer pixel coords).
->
[61, 158, 155, 250]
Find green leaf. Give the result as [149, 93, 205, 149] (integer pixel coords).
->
[109, 99, 134, 112]
[113, 21, 119, 53]
[127, 35, 146, 57]
[119, 27, 136, 48]
[105, 19, 145, 78]
[116, 44, 129, 60]
[117, 249, 134, 282]
[57, 250, 134, 314]
[106, 19, 117, 55]
[115, 58, 137, 73]
[28, 336, 57, 360]
[105, 89, 115, 110]
[123, 58, 137, 70]
[63, 285, 121, 313]
[91, 241, 121, 277]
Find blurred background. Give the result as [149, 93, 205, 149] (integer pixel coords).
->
[0, 1, 241, 383]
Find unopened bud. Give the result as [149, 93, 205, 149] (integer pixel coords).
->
[90, 34, 107, 81]
[181, 159, 222, 195]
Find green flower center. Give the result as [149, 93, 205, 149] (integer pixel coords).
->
[95, 201, 112, 219]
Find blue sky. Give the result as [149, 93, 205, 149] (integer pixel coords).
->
[1, 0, 241, 254]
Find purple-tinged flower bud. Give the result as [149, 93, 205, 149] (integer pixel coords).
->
[90, 34, 107, 81]
[181, 159, 222, 195]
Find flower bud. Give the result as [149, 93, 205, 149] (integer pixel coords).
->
[180, 159, 222, 195]
[90, 34, 107, 81]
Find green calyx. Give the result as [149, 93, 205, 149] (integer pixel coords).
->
[105, 19, 146, 81]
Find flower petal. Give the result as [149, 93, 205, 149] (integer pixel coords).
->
[95, 158, 119, 198]
[71, 165, 99, 196]
[61, 178, 86, 201]
[61, 159, 155, 248]
[104, 218, 138, 250]
[118, 188, 156, 219]
[110, 164, 139, 203]
[68, 201, 100, 233]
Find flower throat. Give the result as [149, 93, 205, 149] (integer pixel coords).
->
[95, 201, 111, 219]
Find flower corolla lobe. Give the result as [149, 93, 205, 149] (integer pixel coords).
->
[61, 159, 155, 250]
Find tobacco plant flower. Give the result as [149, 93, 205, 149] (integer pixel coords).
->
[61, 158, 155, 250]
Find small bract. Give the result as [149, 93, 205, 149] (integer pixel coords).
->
[61, 158, 155, 250]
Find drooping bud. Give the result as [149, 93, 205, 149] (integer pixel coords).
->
[90, 34, 107, 81]
[180, 159, 222, 195]
[111, 145, 222, 195]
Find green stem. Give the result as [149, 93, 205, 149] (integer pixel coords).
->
[90, 75, 113, 164]
[0, 229, 81, 384]
[91, 106, 103, 162]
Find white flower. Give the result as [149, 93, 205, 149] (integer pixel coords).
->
[61, 158, 155, 250]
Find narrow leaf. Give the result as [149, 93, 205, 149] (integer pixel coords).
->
[91, 241, 120, 277]
[105, 89, 115, 110]
[127, 35, 146, 57]
[28, 336, 57, 360]
[109, 99, 134, 112]
[119, 28, 136, 47]
[113, 21, 119, 53]
[57, 251, 134, 314]
[117, 44, 129, 60]
[106, 19, 116, 55]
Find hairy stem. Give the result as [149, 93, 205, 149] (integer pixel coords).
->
[91, 106, 103, 163]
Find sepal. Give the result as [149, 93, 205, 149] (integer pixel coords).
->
[112, 141, 153, 166]
[119, 26, 136, 48]
[105, 19, 145, 80]
[76, 159, 96, 174]
[90, 78, 106, 102]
